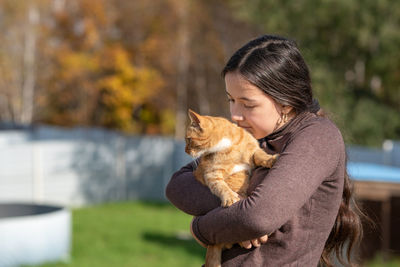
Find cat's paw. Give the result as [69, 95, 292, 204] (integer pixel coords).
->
[254, 153, 278, 168]
[221, 191, 240, 207]
[265, 154, 278, 167]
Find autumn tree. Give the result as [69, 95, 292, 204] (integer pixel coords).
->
[37, 0, 163, 133]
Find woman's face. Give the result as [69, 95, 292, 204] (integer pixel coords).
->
[225, 72, 284, 139]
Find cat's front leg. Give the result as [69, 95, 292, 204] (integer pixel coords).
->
[194, 167, 206, 185]
[204, 171, 240, 207]
[253, 148, 278, 168]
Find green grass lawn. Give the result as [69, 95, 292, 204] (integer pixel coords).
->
[30, 201, 400, 267]
[366, 254, 400, 267]
[34, 201, 205, 267]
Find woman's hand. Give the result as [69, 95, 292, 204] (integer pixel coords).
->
[190, 217, 268, 249]
[239, 234, 269, 249]
[190, 217, 207, 248]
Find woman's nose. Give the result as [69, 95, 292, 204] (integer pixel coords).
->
[231, 111, 244, 122]
[230, 104, 244, 122]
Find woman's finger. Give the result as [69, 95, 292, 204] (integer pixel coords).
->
[240, 240, 252, 249]
[258, 234, 269, 244]
[251, 238, 260, 247]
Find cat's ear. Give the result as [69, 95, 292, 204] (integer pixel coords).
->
[188, 109, 201, 128]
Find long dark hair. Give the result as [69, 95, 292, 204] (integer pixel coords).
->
[222, 35, 363, 266]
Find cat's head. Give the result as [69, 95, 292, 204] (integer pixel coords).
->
[185, 109, 233, 158]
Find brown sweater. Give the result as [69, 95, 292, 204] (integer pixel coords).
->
[166, 112, 345, 267]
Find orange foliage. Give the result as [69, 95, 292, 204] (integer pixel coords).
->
[40, 0, 163, 132]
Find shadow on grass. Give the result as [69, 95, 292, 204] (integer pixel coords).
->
[136, 200, 172, 208]
[143, 231, 206, 259]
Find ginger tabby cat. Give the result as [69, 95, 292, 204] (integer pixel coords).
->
[185, 109, 278, 267]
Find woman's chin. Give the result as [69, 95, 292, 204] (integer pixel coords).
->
[240, 126, 262, 139]
[243, 127, 255, 136]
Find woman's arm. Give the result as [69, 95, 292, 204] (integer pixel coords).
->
[165, 161, 221, 216]
[191, 121, 345, 245]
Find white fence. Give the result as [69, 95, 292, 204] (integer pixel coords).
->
[1, 125, 399, 208]
[0, 126, 191, 207]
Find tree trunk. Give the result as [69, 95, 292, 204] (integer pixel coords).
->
[174, 0, 190, 139]
[21, 4, 39, 124]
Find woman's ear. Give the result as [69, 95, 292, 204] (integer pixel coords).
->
[282, 105, 294, 115]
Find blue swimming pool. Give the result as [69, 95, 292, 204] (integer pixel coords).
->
[348, 162, 400, 183]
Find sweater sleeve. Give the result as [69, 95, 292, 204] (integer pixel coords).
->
[192, 121, 344, 245]
[165, 161, 221, 216]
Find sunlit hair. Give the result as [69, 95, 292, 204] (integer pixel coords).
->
[222, 35, 364, 267]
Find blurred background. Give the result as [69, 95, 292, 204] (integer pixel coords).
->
[0, 0, 399, 266]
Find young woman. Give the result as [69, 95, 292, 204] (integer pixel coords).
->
[166, 35, 363, 267]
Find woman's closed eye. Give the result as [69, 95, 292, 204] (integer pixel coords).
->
[228, 98, 255, 107]
[243, 103, 256, 109]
